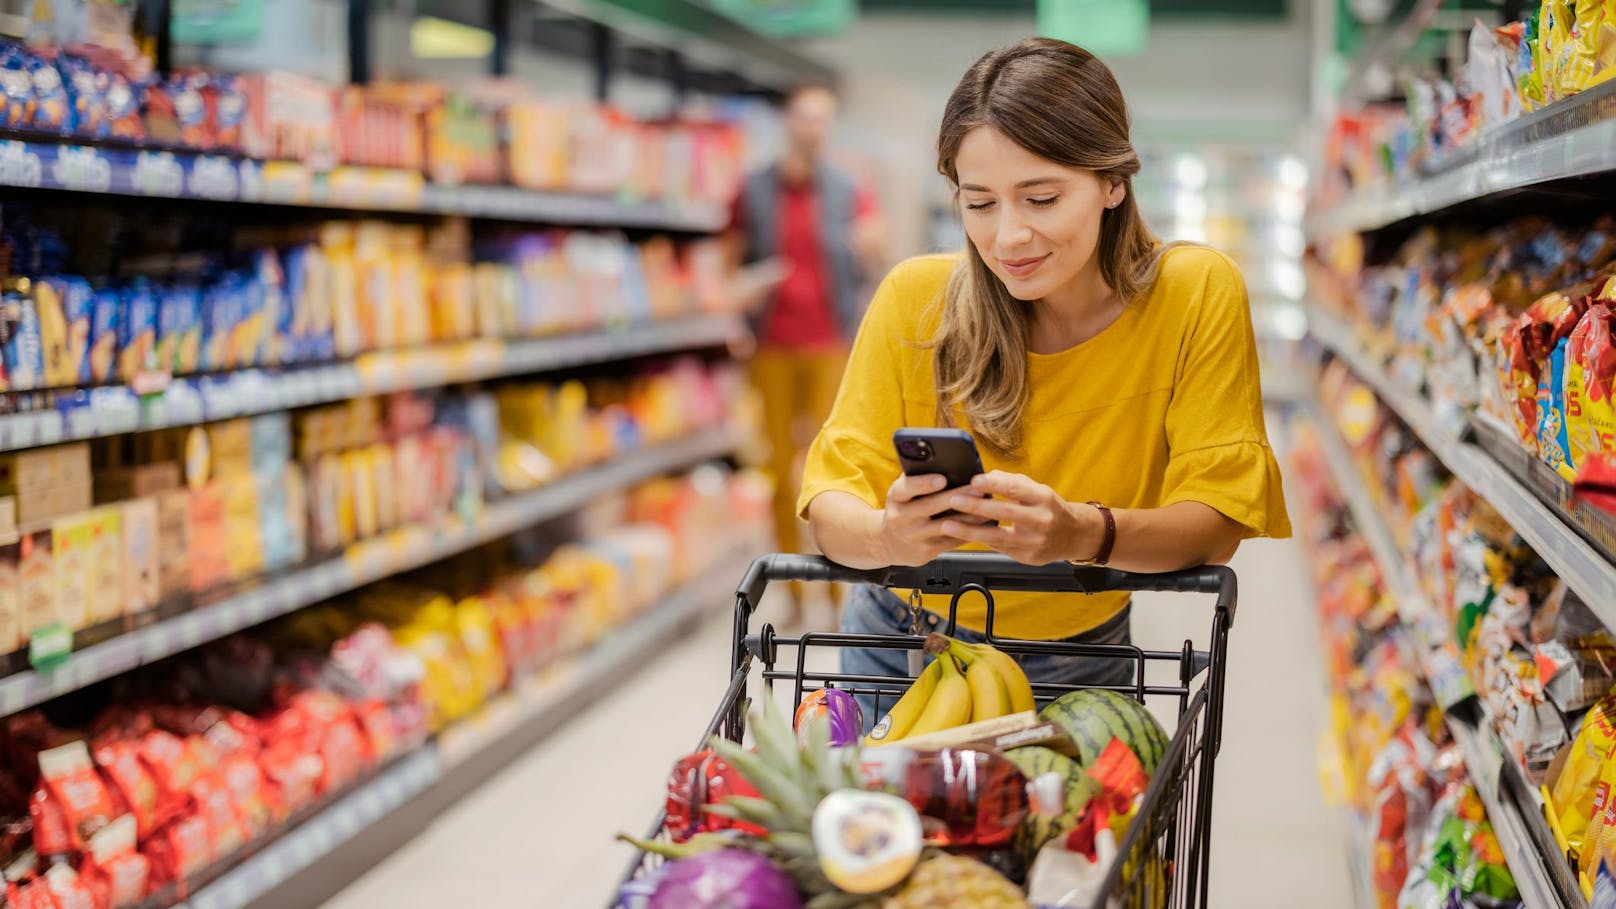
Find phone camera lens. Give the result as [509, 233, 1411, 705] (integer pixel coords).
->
[914, 440, 932, 458]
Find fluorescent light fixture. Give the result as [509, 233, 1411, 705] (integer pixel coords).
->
[411, 16, 494, 59]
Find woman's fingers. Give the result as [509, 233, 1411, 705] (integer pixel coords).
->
[939, 519, 1014, 549]
[889, 473, 949, 503]
[970, 470, 1046, 502]
[945, 492, 1031, 524]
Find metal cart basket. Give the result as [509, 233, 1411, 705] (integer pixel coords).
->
[620, 552, 1236, 909]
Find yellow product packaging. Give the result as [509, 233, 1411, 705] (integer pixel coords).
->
[1554, 693, 1616, 851]
[431, 262, 476, 342]
[370, 444, 396, 532]
[393, 231, 430, 347]
[51, 512, 94, 630]
[1581, 758, 1616, 874]
[334, 452, 358, 546]
[86, 507, 122, 625]
[348, 449, 378, 541]
[454, 596, 507, 703]
[327, 246, 361, 358]
[1560, 0, 1606, 97]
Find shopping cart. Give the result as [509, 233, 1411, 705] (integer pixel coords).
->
[619, 552, 1236, 909]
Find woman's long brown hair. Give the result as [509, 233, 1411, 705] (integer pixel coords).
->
[933, 38, 1164, 455]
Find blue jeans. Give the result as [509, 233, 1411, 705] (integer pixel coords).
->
[839, 583, 1136, 734]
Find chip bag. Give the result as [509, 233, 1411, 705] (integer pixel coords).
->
[1553, 692, 1616, 852]
[1542, 336, 1579, 478]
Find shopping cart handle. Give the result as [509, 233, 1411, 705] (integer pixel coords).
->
[735, 553, 1237, 626]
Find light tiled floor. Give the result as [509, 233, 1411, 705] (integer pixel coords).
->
[318, 536, 1354, 909]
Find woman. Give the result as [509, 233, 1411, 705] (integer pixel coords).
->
[796, 38, 1291, 727]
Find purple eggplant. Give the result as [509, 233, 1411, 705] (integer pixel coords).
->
[795, 688, 864, 748]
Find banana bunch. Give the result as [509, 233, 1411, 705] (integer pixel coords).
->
[864, 633, 1036, 746]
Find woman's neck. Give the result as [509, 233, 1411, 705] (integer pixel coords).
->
[1027, 263, 1121, 354]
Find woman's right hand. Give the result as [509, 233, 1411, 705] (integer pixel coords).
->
[880, 474, 968, 566]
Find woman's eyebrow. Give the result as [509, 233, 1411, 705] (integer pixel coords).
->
[958, 177, 1068, 192]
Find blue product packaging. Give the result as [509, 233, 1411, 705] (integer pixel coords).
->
[249, 412, 292, 474]
[255, 249, 286, 366]
[3, 287, 43, 391]
[0, 43, 34, 130]
[59, 54, 108, 139]
[85, 285, 119, 384]
[238, 270, 266, 368]
[38, 276, 90, 387]
[1538, 336, 1576, 481]
[27, 52, 67, 132]
[200, 279, 229, 371]
[117, 280, 157, 382]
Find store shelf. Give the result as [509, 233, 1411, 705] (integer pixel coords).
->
[1308, 306, 1616, 615]
[180, 747, 442, 909]
[1447, 712, 1577, 909]
[0, 428, 742, 717]
[1309, 80, 1616, 236]
[0, 314, 743, 454]
[0, 135, 728, 231]
[178, 540, 761, 909]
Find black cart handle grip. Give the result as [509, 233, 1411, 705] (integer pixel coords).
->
[735, 552, 1236, 626]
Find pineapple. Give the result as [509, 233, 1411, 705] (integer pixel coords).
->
[881, 854, 1031, 909]
[629, 697, 884, 909]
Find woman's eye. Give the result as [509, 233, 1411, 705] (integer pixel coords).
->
[964, 200, 994, 211]
[1027, 196, 1058, 207]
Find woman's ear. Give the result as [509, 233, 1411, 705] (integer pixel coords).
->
[1107, 177, 1126, 209]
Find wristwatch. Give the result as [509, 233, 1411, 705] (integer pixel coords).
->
[1069, 501, 1116, 567]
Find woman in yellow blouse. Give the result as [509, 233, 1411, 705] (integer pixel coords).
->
[798, 38, 1290, 725]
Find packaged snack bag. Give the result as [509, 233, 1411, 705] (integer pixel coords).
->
[104, 71, 142, 143]
[2, 287, 42, 392]
[85, 285, 119, 384]
[79, 815, 147, 909]
[90, 736, 159, 840]
[26, 53, 65, 133]
[0, 45, 35, 129]
[59, 55, 108, 140]
[1542, 336, 1580, 479]
[1555, 693, 1616, 852]
[115, 281, 156, 383]
[36, 742, 115, 852]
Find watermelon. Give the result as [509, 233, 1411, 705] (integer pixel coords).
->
[1039, 689, 1169, 776]
[1001, 746, 1096, 860]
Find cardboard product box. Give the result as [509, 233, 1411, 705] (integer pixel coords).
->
[87, 508, 123, 625]
[18, 529, 55, 641]
[0, 534, 20, 653]
[156, 491, 190, 602]
[52, 512, 95, 630]
[208, 419, 254, 480]
[187, 485, 229, 594]
[250, 413, 293, 474]
[221, 474, 263, 581]
[17, 482, 92, 530]
[0, 444, 88, 496]
[120, 499, 159, 617]
[93, 463, 181, 503]
[285, 463, 309, 566]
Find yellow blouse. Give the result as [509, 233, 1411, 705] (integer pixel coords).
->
[797, 246, 1291, 640]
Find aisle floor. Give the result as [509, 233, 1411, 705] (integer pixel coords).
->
[319, 535, 1352, 909]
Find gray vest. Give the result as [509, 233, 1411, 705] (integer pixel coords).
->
[741, 164, 866, 341]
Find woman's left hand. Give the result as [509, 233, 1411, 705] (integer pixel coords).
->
[940, 470, 1100, 565]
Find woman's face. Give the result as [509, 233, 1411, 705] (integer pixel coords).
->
[955, 125, 1123, 302]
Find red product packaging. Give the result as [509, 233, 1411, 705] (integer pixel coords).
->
[21, 864, 96, 909]
[352, 700, 398, 763]
[136, 731, 203, 822]
[190, 774, 247, 862]
[80, 816, 149, 909]
[663, 749, 765, 842]
[37, 743, 115, 853]
[257, 742, 320, 818]
[1575, 453, 1616, 516]
[90, 737, 160, 840]
[217, 753, 273, 838]
[29, 784, 72, 859]
[142, 812, 211, 894]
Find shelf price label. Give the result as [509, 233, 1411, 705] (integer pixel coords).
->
[28, 624, 71, 671]
[51, 146, 111, 194]
[133, 152, 185, 198]
[189, 155, 240, 201]
[0, 142, 44, 189]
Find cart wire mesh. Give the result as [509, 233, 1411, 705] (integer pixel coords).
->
[619, 552, 1234, 909]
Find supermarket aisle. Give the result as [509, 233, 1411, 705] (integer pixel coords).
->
[319, 533, 1351, 909]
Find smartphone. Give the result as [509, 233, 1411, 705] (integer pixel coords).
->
[893, 428, 991, 521]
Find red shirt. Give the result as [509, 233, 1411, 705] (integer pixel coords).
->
[736, 175, 877, 350]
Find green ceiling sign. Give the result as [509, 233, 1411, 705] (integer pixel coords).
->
[171, 0, 265, 44]
[710, 0, 857, 38]
[1037, 0, 1149, 57]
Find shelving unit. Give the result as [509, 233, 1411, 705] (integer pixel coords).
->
[1308, 79, 1616, 236]
[1306, 306, 1616, 614]
[0, 135, 729, 230]
[175, 540, 761, 909]
[0, 427, 742, 715]
[0, 313, 743, 454]
[1304, 386, 1572, 908]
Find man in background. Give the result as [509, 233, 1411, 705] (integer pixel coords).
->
[730, 81, 885, 621]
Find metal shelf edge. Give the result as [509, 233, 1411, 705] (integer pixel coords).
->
[1446, 713, 1572, 909]
[0, 428, 742, 717]
[0, 315, 742, 454]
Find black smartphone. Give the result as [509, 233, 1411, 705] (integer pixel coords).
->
[893, 428, 991, 521]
